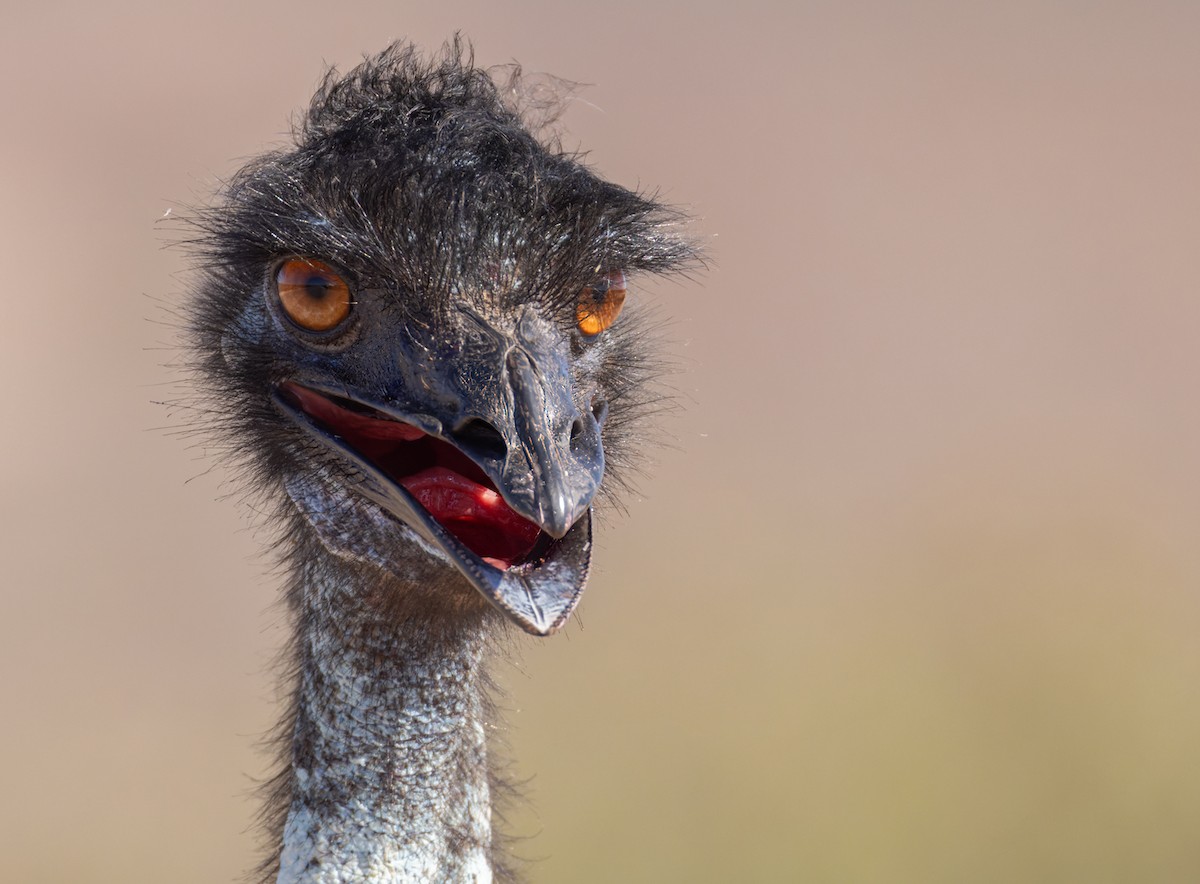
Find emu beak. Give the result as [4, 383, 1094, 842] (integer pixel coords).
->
[272, 316, 605, 636]
[500, 346, 604, 539]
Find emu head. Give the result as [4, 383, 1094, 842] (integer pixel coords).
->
[188, 43, 694, 634]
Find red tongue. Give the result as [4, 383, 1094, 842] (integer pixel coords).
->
[400, 466, 542, 569]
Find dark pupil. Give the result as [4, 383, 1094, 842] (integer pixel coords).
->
[303, 276, 330, 300]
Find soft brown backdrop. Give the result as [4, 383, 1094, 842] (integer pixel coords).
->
[3, 1, 1199, 881]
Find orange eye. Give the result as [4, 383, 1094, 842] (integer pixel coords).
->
[276, 258, 352, 332]
[576, 271, 627, 336]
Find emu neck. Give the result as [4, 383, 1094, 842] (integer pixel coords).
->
[277, 551, 495, 883]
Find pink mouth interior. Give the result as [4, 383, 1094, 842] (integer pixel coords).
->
[281, 382, 542, 569]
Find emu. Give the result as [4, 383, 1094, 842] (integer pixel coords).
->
[184, 40, 694, 882]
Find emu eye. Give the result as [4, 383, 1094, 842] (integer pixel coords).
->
[576, 271, 627, 337]
[276, 258, 352, 332]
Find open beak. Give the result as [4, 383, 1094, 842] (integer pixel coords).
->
[271, 322, 605, 635]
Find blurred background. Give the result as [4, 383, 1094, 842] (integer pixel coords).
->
[3, 1, 1199, 881]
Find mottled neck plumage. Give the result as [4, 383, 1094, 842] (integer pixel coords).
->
[276, 547, 496, 883]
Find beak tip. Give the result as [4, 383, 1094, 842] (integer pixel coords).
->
[540, 490, 591, 539]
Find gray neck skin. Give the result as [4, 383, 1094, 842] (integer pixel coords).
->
[275, 548, 497, 884]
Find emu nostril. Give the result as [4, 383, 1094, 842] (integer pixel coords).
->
[454, 418, 507, 461]
[570, 416, 585, 442]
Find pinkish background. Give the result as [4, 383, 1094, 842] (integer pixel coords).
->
[3, 1, 1200, 881]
